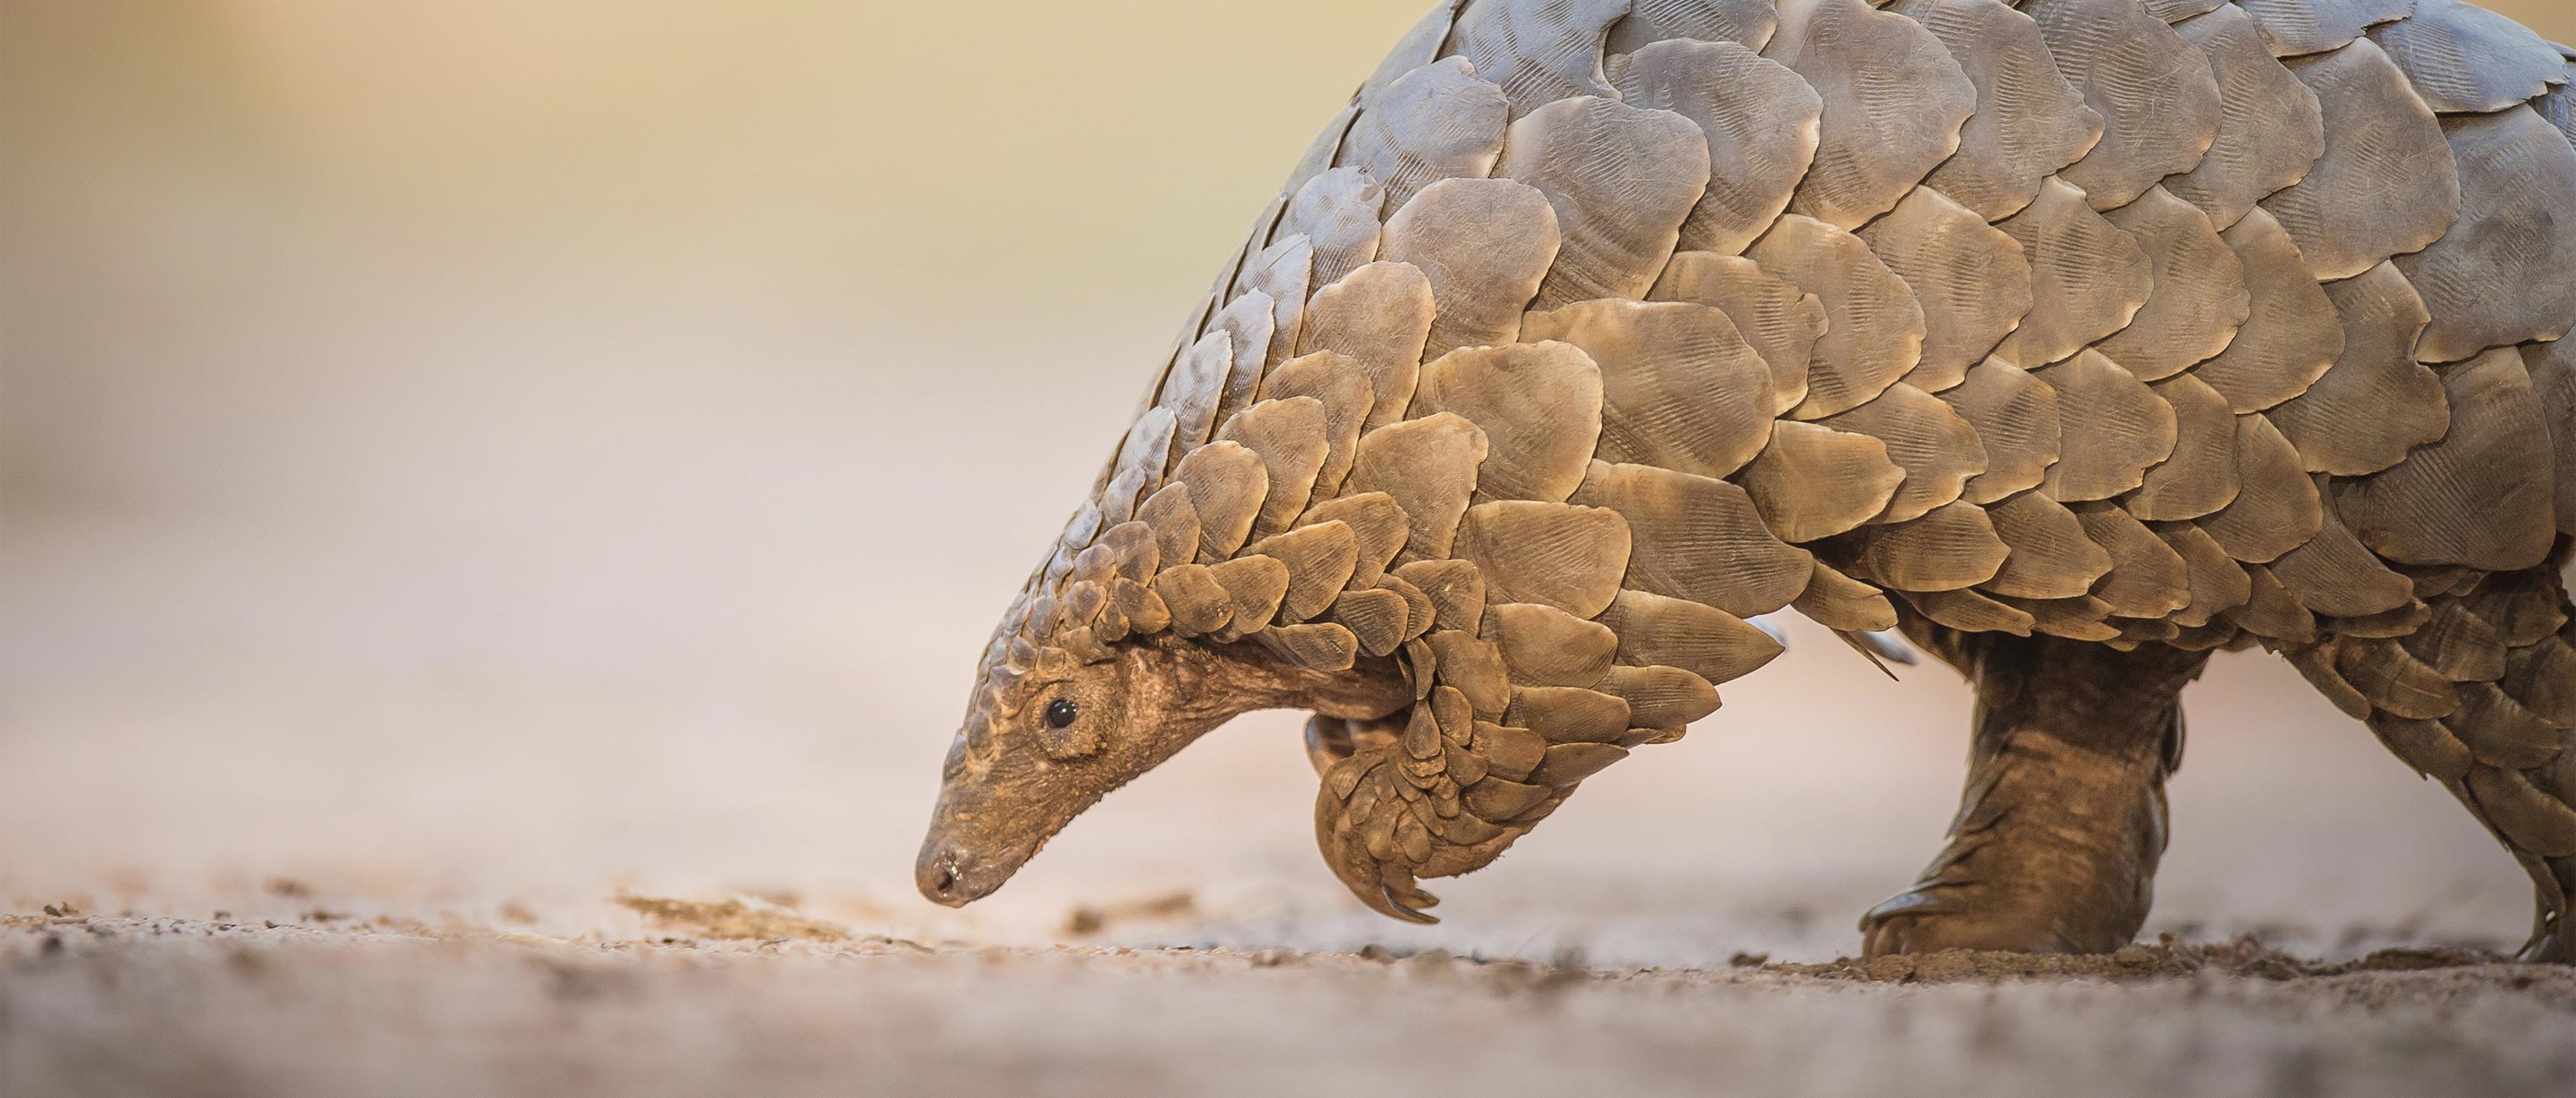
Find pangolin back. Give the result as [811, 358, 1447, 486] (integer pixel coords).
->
[972, 0, 2576, 916]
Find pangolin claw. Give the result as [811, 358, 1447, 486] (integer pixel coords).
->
[1381, 883, 1440, 925]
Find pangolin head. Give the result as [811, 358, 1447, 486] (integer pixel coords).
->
[915, 500, 1415, 909]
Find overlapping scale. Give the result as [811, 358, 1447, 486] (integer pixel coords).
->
[2068, 501, 2193, 618]
[1285, 168, 1386, 292]
[1832, 501, 2013, 593]
[2234, 0, 2415, 59]
[1857, 187, 2035, 392]
[1763, 0, 1978, 230]
[1380, 179, 1563, 359]
[1893, 0, 2102, 222]
[1607, 0, 1780, 53]
[1648, 253, 1823, 414]
[1295, 263, 1436, 433]
[1606, 40, 1822, 258]
[1504, 97, 1712, 310]
[2091, 188, 2249, 381]
[2521, 340, 2576, 536]
[2022, 0, 2224, 210]
[1732, 421, 1907, 543]
[1822, 384, 1988, 524]
[2265, 38, 2460, 283]
[2394, 107, 2576, 364]
[2189, 208, 2343, 413]
[1214, 398, 1331, 543]
[1439, 0, 1631, 119]
[2330, 348, 2557, 571]
[2030, 351, 2178, 503]
[1411, 342, 1605, 503]
[1942, 360, 2063, 505]
[1343, 58, 1511, 215]
[2125, 373, 2241, 520]
[1452, 502, 1631, 618]
[1749, 215, 1928, 418]
[1522, 300, 1776, 479]
[1344, 413, 1491, 565]
[2165, 4, 2326, 232]
[1983, 491, 2114, 600]
[2367, 0, 2565, 114]
[1570, 460, 1816, 617]
[1990, 179, 2153, 369]
[2265, 262, 2448, 477]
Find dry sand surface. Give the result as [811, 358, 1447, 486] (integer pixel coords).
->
[9, 906, 2576, 1098]
[9, 625, 2576, 1097]
[10, 3, 2576, 1094]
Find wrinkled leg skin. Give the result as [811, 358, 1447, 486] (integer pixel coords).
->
[1860, 627, 2209, 958]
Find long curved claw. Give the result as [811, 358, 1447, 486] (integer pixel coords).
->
[1379, 881, 1440, 925]
[1858, 886, 1969, 959]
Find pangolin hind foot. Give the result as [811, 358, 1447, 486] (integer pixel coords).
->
[914, 0, 2576, 961]
[1862, 631, 2201, 957]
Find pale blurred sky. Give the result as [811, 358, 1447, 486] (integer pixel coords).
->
[2, 2, 2569, 959]
[4, 1, 1430, 328]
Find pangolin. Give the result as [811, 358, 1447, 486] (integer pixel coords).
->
[915, 0, 2576, 960]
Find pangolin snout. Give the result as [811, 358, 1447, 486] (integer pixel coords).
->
[916, 829, 1036, 908]
[915, 785, 1046, 908]
[913, 840, 983, 907]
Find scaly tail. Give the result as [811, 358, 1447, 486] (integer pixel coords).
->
[2291, 541, 2576, 960]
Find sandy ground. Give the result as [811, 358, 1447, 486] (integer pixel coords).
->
[9, 906, 2576, 1098]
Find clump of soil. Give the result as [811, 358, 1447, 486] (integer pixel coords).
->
[1064, 891, 1198, 935]
[612, 894, 852, 942]
[1771, 933, 2507, 983]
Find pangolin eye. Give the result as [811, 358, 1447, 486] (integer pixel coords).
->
[1043, 698, 1080, 730]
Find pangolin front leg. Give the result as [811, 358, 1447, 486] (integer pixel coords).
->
[1862, 629, 2207, 957]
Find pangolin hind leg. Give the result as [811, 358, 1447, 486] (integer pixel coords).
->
[2295, 544, 2576, 962]
[1860, 629, 2209, 958]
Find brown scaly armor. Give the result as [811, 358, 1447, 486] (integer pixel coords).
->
[913, 0, 2576, 960]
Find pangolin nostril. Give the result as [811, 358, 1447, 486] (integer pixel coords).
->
[917, 843, 970, 903]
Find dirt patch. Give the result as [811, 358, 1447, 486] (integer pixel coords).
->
[1771, 933, 2510, 983]
[611, 893, 859, 942]
[1063, 890, 1198, 935]
[8, 914, 2576, 1098]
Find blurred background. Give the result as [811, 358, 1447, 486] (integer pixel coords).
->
[4, 0, 2572, 964]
